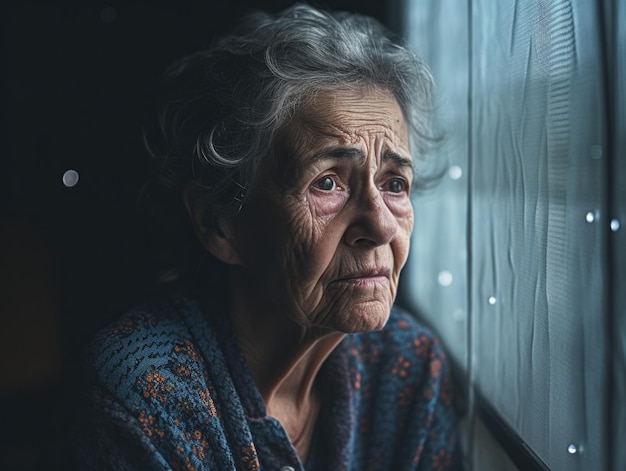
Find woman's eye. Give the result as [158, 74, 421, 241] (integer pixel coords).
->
[388, 178, 406, 193]
[313, 176, 336, 191]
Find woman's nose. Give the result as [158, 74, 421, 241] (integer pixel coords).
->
[344, 185, 399, 247]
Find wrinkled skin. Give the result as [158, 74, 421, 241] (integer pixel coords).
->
[230, 86, 414, 335]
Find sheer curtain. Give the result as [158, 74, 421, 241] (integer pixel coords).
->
[399, 1, 624, 469]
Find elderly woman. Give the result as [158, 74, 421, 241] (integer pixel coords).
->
[76, 4, 461, 470]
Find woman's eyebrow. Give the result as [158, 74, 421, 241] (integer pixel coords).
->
[383, 151, 414, 170]
[314, 147, 413, 169]
[319, 147, 366, 161]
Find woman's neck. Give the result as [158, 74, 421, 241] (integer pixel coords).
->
[228, 283, 344, 459]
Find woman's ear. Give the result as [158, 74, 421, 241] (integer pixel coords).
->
[183, 184, 243, 266]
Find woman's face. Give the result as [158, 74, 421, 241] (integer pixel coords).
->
[231, 86, 414, 333]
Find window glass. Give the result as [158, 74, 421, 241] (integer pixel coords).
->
[401, 1, 619, 469]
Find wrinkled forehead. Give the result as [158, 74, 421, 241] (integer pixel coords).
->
[289, 86, 410, 149]
[264, 86, 412, 185]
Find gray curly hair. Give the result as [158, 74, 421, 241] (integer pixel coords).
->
[141, 3, 435, 282]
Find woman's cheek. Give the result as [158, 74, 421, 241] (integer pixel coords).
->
[308, 190, 349, 217]
[383, 194, 414, 221]
[389, 196, 414, 268]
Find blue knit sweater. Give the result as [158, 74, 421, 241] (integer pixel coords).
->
[76, 289, 461, 470]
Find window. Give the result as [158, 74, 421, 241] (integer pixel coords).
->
[397, 1, 625, 469]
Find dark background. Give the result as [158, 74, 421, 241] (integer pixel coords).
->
[1, 1, 393, 468]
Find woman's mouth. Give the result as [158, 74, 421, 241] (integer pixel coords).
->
[332, 269, 391, 287]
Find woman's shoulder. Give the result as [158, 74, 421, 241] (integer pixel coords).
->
[348, 306, 449, 381]
[364, 306, 443, 354]
[83, 289, 211, 400]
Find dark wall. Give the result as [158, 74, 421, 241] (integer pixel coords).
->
[1, 2, 392, 468]
[2, 0, 390, 355]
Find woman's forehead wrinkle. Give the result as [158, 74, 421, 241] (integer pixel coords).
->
[277, 88, 411, 176]
[300, 88, 406, 131]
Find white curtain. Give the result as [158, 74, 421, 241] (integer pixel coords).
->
[399, 1, 625, 469]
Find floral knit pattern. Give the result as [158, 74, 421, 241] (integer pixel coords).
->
[76, 289, 462, 470]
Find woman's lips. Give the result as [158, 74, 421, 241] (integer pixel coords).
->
[332, 269, 391, 287]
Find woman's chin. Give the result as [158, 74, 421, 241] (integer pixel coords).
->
[327, 301, 392, 333]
